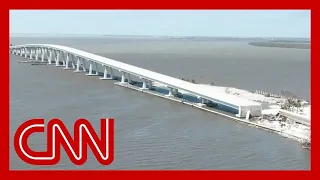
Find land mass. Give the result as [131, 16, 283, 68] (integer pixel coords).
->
[248, 41, 310, 49]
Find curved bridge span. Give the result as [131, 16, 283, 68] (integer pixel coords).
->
[10, 44, 262, 118]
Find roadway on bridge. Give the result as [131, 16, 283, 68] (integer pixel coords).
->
[10, 44, 262, 116]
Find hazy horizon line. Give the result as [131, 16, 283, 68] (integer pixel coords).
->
[9, 33, 310, 40]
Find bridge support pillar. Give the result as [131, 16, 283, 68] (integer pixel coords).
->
[166, 87, 174, 97]
[46, 49, 50, 61]
[174, 89, 179, 94]
[34, 48, 38, 61]
[48, 50, 53, 64]
[38, 49, 41, 58]
[140, 78, 148, 90]
[41, 48, 45, 62]
[142, 81, 147, 89]
[62, 54, 66, 66]
[36, 49, 38, 59]
[236, 106, 242, 118]
[29, 48, 33, 60]
[120, 71, 126, 83]
[24, 48, 27, 58]
[201, 98, 206, 104]
[38, 48, 41, 60]
[74, 57, 82, 73]
[63, 54, 73, 70]
[55, 51, 64, 67]
[99, 65, 112, 80]
[71, 56, 76, 69]
[86, 61, 98, 76]
[81, 58, 87, 72]
[148, 81, 154, 88]
[87, 61, 92, 76]
[94, 62, 99, 74]
[126, 73, 132, 84]
[196, 96, 207, 107]
[35, 49, 39, 61]
[109, 67, 114, 79]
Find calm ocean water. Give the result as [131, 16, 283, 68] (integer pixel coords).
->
[10, 37, 310, 170]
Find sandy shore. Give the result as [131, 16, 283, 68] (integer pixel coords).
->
[151, 82, 310, 143]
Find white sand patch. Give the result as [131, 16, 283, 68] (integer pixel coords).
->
[151, 82, 310, 142]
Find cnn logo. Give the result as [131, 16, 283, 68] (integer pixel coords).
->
[14, 118, 114, 165]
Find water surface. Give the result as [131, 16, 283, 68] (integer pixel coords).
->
[10, 37, 310, 170]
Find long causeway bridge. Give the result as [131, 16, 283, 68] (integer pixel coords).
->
[9, 44, 262, 118]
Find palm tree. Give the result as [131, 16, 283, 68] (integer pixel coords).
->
[296, 99, 302, 112]
[287, 98, 294, 111]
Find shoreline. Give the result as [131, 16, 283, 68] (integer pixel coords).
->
[114, 81, 310, 145]
[248, 42, 310, 49]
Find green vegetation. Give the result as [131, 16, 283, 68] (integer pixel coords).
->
[248, 41, 310, 49]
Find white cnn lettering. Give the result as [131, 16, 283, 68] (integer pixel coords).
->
[19, 122, 109, 160]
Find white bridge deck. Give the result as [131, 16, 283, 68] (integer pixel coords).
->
[10, 44, 262, 117]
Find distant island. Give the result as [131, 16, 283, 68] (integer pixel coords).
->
[248, 41, 310, 49]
